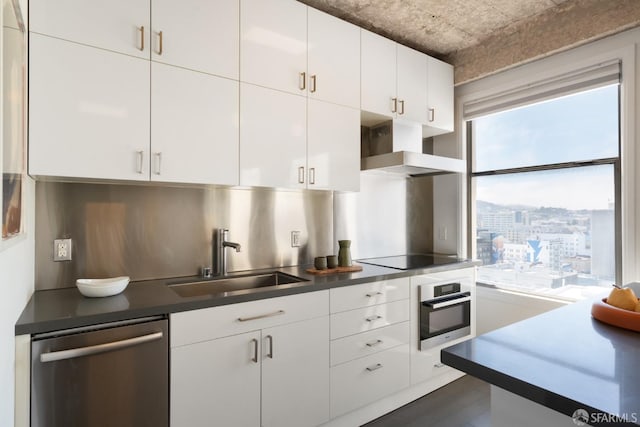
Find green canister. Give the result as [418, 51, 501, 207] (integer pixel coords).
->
[338, 240, 352, 267]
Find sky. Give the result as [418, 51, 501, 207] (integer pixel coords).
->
[472, 84, 618, 211]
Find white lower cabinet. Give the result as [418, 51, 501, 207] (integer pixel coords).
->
[170, 291, 330, 427]
[330, 344, 410, 418]
[328, 278, 411, 419]
[171, 331, 261, 427]
[262, 317, 330, 427]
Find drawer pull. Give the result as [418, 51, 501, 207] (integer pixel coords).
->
[365, 339, 383, 347]
[434, 363, 445, 368]
[266, 335, 274, 359]
[366, 363, 383, 372]
[238, 310, 285, 322]
[365, 292, 383, 298]
[365, 315, 382, 322]
[251, 338, 258, 363]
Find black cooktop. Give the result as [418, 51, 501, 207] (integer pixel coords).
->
[357, 254, 461, 270]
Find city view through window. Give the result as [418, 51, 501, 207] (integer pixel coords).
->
[470, 85, 619, 300]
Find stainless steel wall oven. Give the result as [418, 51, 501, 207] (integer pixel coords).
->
[419, 282, 471, 350]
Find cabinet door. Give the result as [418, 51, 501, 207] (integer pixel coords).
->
[240, 0, 307, 95]
[171, 331, 261, 427]
[307, 8, 360, 109]
[361, 29, 396, 117]
[307, 99, 360, 192]
[262, 317, 330, 427]
[29, 0, 150, 59]
[240, 83, 306, 189]
[152, 0, 239, 79]
[151, 63, 239, 185]
[425, 56, 454, 136]
[29, 34, 150, 180]
[397, 44, 428, 124]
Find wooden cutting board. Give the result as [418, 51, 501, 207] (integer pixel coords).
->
[305, 264, 363, 275]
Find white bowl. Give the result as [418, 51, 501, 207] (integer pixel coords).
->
[76, 276, 130, 298]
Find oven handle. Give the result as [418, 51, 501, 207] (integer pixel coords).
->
[426, 295, 471, 309]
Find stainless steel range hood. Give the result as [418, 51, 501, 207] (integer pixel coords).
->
[361, 120, 465, 176]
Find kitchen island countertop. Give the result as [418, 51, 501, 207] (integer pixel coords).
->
[16, 259, 479, 335]
[442, 295, 640, 426]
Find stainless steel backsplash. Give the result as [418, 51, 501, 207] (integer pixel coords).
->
[35, 176, 434, 290]
[35, 182, 334, 290]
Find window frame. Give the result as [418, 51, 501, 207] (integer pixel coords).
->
[466, 85, 622, 294]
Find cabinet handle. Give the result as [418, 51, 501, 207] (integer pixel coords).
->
[251, 338, 258, 363]
[434, 363, 445, 368]
[298, 166, 305, 184]
[136, 151, 144, 174]
[309, 167, 315, 185]
[238, 310, 285, 322]
[365, 292, 383, 298]
[138, 26, 145, 51]
[157, 30, 163, 55]
[366, 363, 383, 372]
[266, 335, 274, 359]
[310, 74, 317, 93]
[299, 72, 306, 90]
[429, 107, 435, 122]
[391, 97, 398, 113]
[154, 152, 162, 175]
[365, 315, 382, 322]
[399, 99, 405, 115]
[365, 339, 383, 347]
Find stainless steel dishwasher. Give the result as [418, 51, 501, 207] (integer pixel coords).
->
[31, 316, 168, 427]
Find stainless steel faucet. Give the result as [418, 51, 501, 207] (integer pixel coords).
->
[214, 228, 241, 276]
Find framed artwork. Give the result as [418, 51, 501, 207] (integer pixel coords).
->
[2, 0, 26, 243]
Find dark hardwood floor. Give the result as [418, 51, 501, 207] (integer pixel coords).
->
[363, 375, 491, 427]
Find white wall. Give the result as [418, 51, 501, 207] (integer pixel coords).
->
[1, 0, 33, 425]
[475, 286, 567, 335]
[0, 178, 34, 427]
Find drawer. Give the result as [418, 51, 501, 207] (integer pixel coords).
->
[330, 278, 410, 313]
[330, 322, 409, 366]
[330, 299, 409, 340]
[330, 344, 410, 418]
[171, 290, 329, 347]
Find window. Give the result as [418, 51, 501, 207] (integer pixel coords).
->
[468, 79, 620, 301]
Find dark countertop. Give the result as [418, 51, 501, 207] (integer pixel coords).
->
[16, 260, 479, 336]
[442, 296, 640, 426]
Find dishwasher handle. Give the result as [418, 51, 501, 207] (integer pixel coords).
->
[40, 331, 163, 363]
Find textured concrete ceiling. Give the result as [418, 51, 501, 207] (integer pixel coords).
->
[300, 0, 570, 57]
[300, 0, 640, 83]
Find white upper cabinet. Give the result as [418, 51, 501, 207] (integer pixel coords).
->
[424, 56, 454, 136]
[29, 34, 150, 181]
[151, 63, 239, 185]
[240, 0, 307, 95]
[361, 30, 397, 118]
[307, 100, 360, 192]
[396, 44, 428, 124]
[151, 0, 239, 79]
[307, 8, 360, 109]
[363, 29, 451, 128]
[29, 0, 150, 59]
[240, 83, 307, 189]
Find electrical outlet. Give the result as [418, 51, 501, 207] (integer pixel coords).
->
[291, 231, 301, 248]
[54, 238, 72, 261]
[438, 227, 448, 241]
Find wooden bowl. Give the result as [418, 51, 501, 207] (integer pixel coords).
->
[591, 298, 640, 332]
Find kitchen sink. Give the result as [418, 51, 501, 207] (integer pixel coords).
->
[168, 271, 309, 298]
